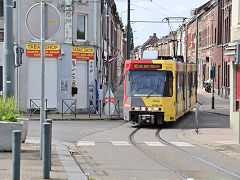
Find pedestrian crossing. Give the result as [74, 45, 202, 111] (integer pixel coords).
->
[77, 141, 195, 147]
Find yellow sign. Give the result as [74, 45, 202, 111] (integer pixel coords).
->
[26, 44, 60, 57]
[72, 47, 94, 60]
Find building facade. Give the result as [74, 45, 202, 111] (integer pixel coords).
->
[132, 33, 159, 59]
[1, 0, 124, 112]
[229, 0, 240, 131]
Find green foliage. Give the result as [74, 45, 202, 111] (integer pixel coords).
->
[124, 24, 134, 51]
[77, 30, 85, 40]
[0, 96, 20, 122]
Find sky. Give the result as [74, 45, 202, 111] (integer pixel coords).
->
[115, 0, 209, 47]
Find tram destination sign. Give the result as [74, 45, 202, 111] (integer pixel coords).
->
[133, 64, 162, 69]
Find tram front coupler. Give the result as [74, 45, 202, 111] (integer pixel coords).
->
[138, 114, 155, 125]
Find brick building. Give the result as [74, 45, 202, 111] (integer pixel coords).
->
[132, 33, 159, 59]
[185, 0, 231, 97]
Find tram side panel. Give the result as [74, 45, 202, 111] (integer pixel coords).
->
[175, 63, 186, 119]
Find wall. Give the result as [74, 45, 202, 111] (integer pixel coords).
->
[230, 0, 240, 132]
[57, 44, 72, 112]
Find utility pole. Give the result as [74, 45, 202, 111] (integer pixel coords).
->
[195, 12, 198, 65]
[127, 0, 130, 59]
[3, 0, 15, 97]
[185, 23, 188, 63]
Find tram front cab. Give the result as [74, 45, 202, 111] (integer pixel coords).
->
[124, 63, 176, 125]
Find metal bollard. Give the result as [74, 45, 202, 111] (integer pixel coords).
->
[43, 123, 50, 179]
[193, 108, 199, 134]
[12, 130, 22, 180]
[45, 119, 52, 170]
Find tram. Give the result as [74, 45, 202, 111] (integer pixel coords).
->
[123, 53, 197, 125]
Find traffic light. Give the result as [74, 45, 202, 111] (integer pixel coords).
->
[16, 47, 23, 67]
[235, 42, 240, 64]
[210, 66, 215, 79]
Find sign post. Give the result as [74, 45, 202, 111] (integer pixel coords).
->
[26, 2, 60, 160]
[40, 1, 46, 159]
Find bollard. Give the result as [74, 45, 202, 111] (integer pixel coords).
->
[45, 119, 52, 170]
[193, 108, 199, 134]
[43, 123, 50, 179]
[12, 130, 22, 180]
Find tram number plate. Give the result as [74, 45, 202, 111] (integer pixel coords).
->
[133, 64, 162, 69]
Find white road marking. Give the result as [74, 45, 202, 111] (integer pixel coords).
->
[77, 141, 95, 146]
[215, 141, 238, 145]
[170, 142, 194, 147]
[25, 137, 40, 144]
[144, 141, 166, 147]
[111, 141, 130, 146]
[202, 123, 221, 126]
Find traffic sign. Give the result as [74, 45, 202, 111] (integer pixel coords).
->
[104, 98, 115, 103]
[26, 3, 60, 40]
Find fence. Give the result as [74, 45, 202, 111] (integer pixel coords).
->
[29, 99, 48, 118]
[89, 100, 102, 118]
[61, 99, 77, 118]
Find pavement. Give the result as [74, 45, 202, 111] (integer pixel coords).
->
[178, 88, 240, 157]
[0, 85, 239, 180]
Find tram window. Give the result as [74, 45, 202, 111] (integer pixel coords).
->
[188, 72, 193, 96]
[195, 71, 198, 88]
[126, 71, 131, 96]
[126, 70, 173, 97]
[163, 71, 173, 97]
[177, 72, 183, 93]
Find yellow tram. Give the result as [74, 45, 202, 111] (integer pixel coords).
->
[123, 57, 197, 125]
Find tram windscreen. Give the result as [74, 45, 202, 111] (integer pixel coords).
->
[126, 70, 173, 97]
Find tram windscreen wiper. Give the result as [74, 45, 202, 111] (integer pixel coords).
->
[147, 84, 160, 98]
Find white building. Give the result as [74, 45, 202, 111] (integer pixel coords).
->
[1, 0, 124, 113]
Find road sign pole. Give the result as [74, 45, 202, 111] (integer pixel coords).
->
[40, 0, 46, 160]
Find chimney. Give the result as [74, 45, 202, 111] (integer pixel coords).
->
[153, 33, 156, 37]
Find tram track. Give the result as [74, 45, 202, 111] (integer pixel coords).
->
[128, 127, 190, 180]
[156, 128, 240, 179]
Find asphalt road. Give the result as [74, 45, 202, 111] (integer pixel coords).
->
[27, 111, 239, 180]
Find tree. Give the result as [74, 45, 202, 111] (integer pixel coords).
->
[124, 24, 134, 52]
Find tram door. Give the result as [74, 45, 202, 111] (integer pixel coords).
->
[183, 72, 186, 113]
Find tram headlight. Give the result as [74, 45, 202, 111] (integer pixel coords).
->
[147, 107, 152, 111]
[153, 107, 162, 112]
[141, 107, 146, 111]
[132, 107, 140, 111]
